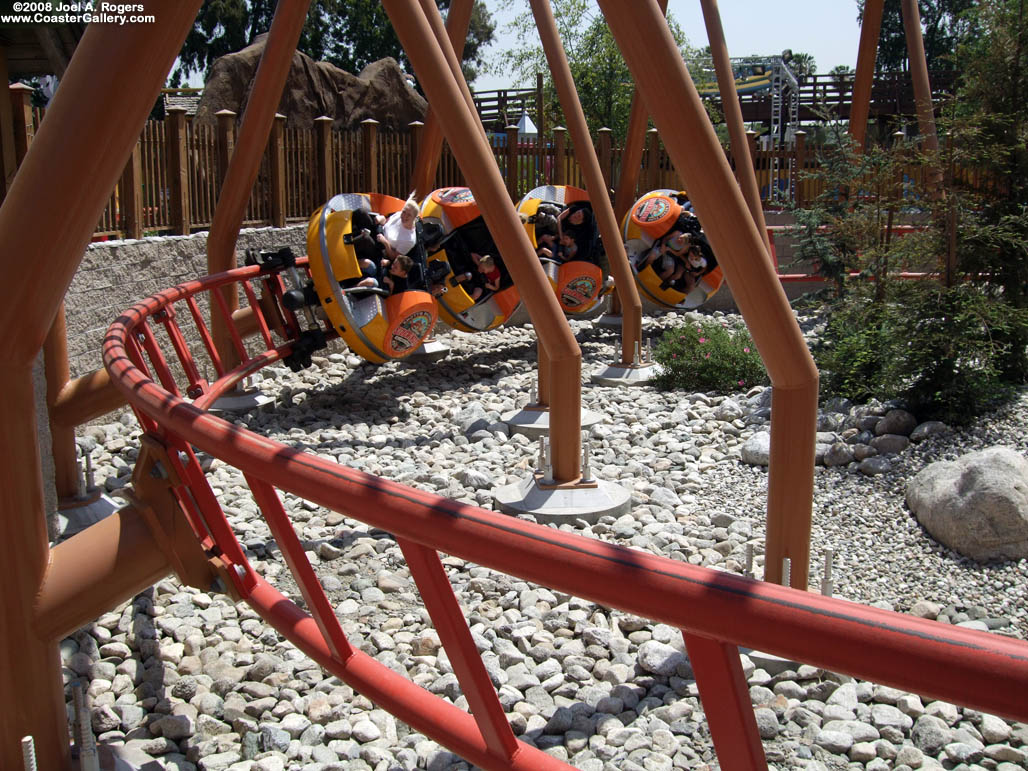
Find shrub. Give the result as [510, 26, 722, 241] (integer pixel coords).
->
[653, 318, 768, 395]
[814, 281, 1027, 425]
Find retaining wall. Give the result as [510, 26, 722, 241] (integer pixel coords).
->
[66, 226, 307, 379]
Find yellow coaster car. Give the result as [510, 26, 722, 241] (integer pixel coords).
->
[516, 184, 610, 315]
[306, 193, 439, 363]
[419, 187, 522, 333]
[622, 189, 724, 310]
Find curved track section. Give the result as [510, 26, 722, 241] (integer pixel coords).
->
[104, 265, 1028, 770]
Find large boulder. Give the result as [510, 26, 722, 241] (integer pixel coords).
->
[906, 446, 1028, 561]
[195, 35, 427, 130]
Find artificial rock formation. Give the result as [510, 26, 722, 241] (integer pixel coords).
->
[906, 446, 1028, 562]
[194, 34, 427, 130]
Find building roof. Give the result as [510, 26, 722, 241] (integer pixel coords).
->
[0, 23, 86, 78]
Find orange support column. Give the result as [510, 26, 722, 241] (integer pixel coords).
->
[597, 0, 818, 588]
[610, 0, 666, 324]
[383, 0, 583, 482]
[43, 302, 81, 501]
[0, 7, 204, 767]
[901, 0, 943, 197]
[411, 0, 474, 198]
[529, 0, 642, 371]
[700, 0, 771, 257]
[851, 0, 884, 151]
[2, 368, 71, 768]
[416, 0, 488, 146]
[206, 0, 310, 367]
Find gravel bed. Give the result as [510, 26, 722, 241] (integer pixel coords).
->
[65, 311, 1028, 770]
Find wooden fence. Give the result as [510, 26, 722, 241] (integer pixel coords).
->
[5, 97, 948, 242]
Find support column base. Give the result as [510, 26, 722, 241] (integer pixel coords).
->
[590, 362, 658, 387]
[208, 386, 274, 413]
[494, 474, 632, 525]
[500, 406, 604, 439]
[54, 493, 118, 541]
[593, 312, 623, 328]
[404, 337, 450, 362]
[741, 648, 803, 677]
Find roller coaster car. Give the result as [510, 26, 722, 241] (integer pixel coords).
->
[696, 64, 772, 98]
[516, 184, 609, 315]
[306, 193, 439, 363]
[622, 190, 724, 310]
[419, 187, 522, 333]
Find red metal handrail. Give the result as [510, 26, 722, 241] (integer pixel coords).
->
[104, 264, 1028, 770]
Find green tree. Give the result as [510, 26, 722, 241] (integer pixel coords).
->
[948, 0, 1028, 380]
[856, 0, 975, 72]
[171, 0, 494, 86]
[491, 0, 696, 140]
[786, 51, 817, 78]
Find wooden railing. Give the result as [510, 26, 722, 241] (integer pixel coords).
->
[4, 85, 977, 242]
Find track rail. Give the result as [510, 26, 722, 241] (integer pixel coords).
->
[104, 264, 1028, 769]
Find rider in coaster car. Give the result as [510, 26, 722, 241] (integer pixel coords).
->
[526, 208, 560, 261]
[378, 196, 420, 260]
[464, 252, 502, 300]
[382, 254, 415, 295]
[670, 240, 709, 293]
[557, 202, 594, 261]
[348, 207, 387, 287]
[639, 229, 690, 278]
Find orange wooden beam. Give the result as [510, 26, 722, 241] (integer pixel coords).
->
[597, 0, 818, 588]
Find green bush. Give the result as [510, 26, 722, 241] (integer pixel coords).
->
[653, 318, 768, 394]
[814, 281, 1027, 424]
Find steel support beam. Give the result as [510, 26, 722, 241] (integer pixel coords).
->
[596, 0, 818, 588]
[383, 0, 583, 482]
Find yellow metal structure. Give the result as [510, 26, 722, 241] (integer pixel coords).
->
[306, 193, 438, 363]
[420, 187, 522, 332]
[622, 189, 724, 309]
[516, 185, 609, 315]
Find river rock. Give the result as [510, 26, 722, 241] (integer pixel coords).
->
[906, 446, 1028, 561]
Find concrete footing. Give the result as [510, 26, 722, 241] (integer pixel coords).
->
[55, 493, 119, 540]
[208, 386, 274, 413]
[494, 475, 632, 525]
[590, 362, 658, 387]
[500, 406, 604, 439]
[594, 312, 624, 328]
[405, 337, 450, 362]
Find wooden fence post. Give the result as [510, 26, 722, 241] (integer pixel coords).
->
[166, 106, 190, 235]
[408, 119, 424, 193]
[361, 118, 379, 193]
[120, 141, 143, 240]
[315, 116, 334, 202]
[216, 109, 236, 188]
[535, 72, 546, 181]
[746, 129, 761, 205]
[552, 126, 566, 185]
[597, 127, 612, 192]
[645, 128, 660, 191]
[793, 130, 806, 208]
[505, 124, 519, 199]
[269, 113, 286, 227]
[9, 83, 34, 165]
[535, 72, 545, 138]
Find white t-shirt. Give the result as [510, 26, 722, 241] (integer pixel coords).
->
[382, 211, 416, 255]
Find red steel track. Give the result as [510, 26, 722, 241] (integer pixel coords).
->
[104, 263, 1028, 770]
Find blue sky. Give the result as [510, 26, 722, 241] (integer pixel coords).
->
[475, 0, 865, 90]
